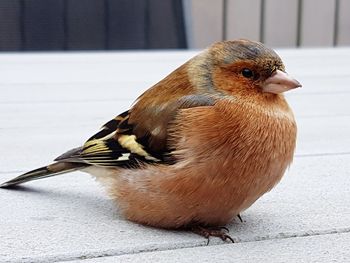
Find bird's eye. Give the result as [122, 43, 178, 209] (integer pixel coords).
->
[241, 68, 254, 78]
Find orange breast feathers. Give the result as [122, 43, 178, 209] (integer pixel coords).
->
[169, 97, 296, 207]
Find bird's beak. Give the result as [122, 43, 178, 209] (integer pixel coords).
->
[262, 70, 302, 94]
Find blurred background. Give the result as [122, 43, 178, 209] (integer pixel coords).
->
[0, 0, 349, 52]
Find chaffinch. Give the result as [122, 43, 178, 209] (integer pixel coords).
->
[1, 39, 301, 242]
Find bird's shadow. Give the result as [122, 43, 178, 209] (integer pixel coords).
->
[1, 184, 265, 241]
[1, 183, 121, 219]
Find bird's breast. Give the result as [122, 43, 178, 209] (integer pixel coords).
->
[170, 98, 297, 219]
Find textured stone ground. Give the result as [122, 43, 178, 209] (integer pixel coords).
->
[1, 49, 349, 262]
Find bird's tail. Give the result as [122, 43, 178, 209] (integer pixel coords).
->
[0, 162, 88, 188]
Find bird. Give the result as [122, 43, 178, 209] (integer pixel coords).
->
[0, 39, 301, 242]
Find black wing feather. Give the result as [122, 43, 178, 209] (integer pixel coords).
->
[54, 95, 215, 168]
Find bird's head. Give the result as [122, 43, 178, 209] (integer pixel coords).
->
[189, 39, 301, 97]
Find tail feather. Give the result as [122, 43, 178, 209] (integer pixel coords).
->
[0, 162, 88, 188]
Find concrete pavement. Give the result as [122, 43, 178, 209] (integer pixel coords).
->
[1, 49, 350, 262]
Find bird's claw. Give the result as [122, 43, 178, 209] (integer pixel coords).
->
[191, 226, 235, 244]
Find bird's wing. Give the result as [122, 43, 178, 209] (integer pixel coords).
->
[55, 94, 215, 168]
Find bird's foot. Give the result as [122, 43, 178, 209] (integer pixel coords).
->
[237, 214, 243, 222]
[191, 225, 234, 244]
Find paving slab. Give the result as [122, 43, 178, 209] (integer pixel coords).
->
[66, 232, 350, 263]
[1, 48, 350, 262]
[1, 153, 349, 262]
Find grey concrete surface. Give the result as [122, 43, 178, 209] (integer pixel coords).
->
[1, 48, 350, 262]
[67, 232, 350, 263]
